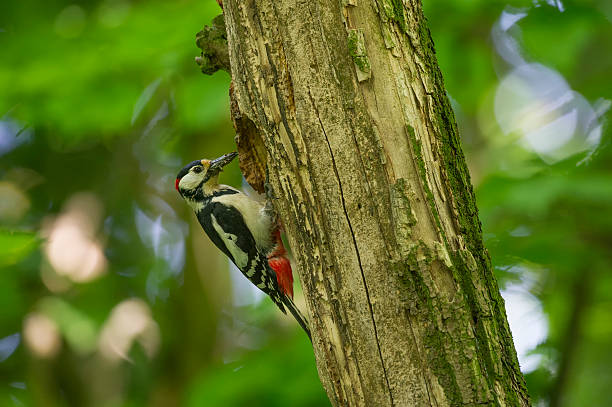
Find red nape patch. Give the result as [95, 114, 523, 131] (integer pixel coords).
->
[269, 256, 294, 299]
[175, 178, 180, 191]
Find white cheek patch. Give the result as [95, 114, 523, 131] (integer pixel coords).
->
[179, 172, 203, 191]
[211, 214, 248, 269]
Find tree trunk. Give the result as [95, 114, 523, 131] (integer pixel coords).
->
[220, 0, 530, 405]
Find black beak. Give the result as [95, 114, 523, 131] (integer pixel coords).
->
[207, 151, 238, 176]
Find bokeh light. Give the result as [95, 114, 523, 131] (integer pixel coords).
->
[23, 313, 61, 359]
[98, 299, 160, 363]
[1, 0, 610, 406]
[43, 193, 107, 284]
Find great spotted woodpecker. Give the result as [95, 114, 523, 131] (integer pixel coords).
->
[175, 152, 311, 340]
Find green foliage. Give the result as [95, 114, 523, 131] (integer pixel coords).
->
[0, 0, 227, 144]
[185, 334, 328, 407]
[0, 0, 610, 406]
[0, 230, 38, 267]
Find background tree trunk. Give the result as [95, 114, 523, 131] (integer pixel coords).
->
[222, 0, 530, 405]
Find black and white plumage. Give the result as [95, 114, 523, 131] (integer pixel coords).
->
[175, 152, 311, 340]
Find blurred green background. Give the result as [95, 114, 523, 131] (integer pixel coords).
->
[0, 0, 610, 406]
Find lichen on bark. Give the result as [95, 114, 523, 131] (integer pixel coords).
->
[347, 29, 371, 81]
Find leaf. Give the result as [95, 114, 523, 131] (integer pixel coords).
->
[0, 230, 39, 267]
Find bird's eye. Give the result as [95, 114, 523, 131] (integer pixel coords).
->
[193, 166, 203, 174]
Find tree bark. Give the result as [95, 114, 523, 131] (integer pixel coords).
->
[219, 0, 530, 405]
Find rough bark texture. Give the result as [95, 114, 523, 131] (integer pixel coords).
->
[218, 0, 530, 405]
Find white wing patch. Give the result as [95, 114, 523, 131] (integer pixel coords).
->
[210, 214, 248, 269]
[211, 191, 274, 250]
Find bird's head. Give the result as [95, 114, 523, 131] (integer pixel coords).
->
[175, 152, 237, 200]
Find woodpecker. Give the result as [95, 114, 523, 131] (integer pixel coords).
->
[175, 152, 311, 340]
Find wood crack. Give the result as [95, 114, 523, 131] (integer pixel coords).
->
[314, 109, 394, 407]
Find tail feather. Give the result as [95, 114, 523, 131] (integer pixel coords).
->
[281, 295, 312, 342]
